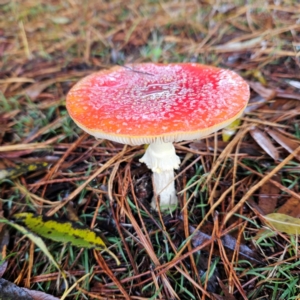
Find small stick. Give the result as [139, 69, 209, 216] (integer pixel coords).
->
[118, 64, 155, 76]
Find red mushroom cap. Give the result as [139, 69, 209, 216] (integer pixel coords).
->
[66, 63, 249, 145]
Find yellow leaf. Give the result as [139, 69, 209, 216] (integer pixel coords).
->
[14, 213, 120, 265]
[0, 217, 68, 289]
[0, 162, 48, 180]
[263, 213, 300, 235]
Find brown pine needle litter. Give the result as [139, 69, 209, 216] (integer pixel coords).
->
[1, 0, 300, 299]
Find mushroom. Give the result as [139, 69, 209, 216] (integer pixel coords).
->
[66, 63, 249, 211]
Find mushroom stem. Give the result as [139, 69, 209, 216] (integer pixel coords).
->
[139, 140, 180, 211]
[152, 171, 177, 210]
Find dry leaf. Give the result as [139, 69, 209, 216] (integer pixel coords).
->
[266, 128, 300, 162]
[248, 81, 276, 100]
[189, 140, 263, 156]
[190, 226, 260, 264]
[0, 278, 33, 300]
[249, 128, 279, 160]
[22, 79, 59, 100]
[0, 278, 59, 300]
[214, 37, 263, 52]
[24, 289, 59, 300]
[258, 174, 281, 214]
[277, 197, 300, 218]
[22, 77, 70, 100]
[285, 79, 300, 89]
[244, 95, 268, 114]
[275, 90, 300, 101]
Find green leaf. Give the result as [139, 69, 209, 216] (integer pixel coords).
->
[0, 162, 48, 180]
[264, 213, 300, 235]
[14, 213, 120, 265]
[0, 218, 68, 287]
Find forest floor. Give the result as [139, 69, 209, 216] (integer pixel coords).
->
[1, 1, 300, 299]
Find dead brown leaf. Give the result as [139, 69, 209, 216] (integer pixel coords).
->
[276, 90, 300, 101]
[244, 95, 268, 114]
[21, 76, 70, 100]
[24, 289, 59, 300]
[189, 139, 263, 156]
[22, 79, 59, 100]
[248, 81, 276, 100]
[0, 278, 34, 300]
[249, 127, 279, 161]
[190, 225, 260, 264]
[266, 128, 300, 161]
[214, 37, 263, 52]
[0, 278, 59, 300]
[258, 174, 281, 215]
[277, 196, 300, 218]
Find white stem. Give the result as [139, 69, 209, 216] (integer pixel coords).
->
[152, 171, 177, 210]
[139, 141, 180, 211]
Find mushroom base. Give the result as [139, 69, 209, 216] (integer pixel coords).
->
[139, 141, 180, 211]
[151, 171, 178, 211]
